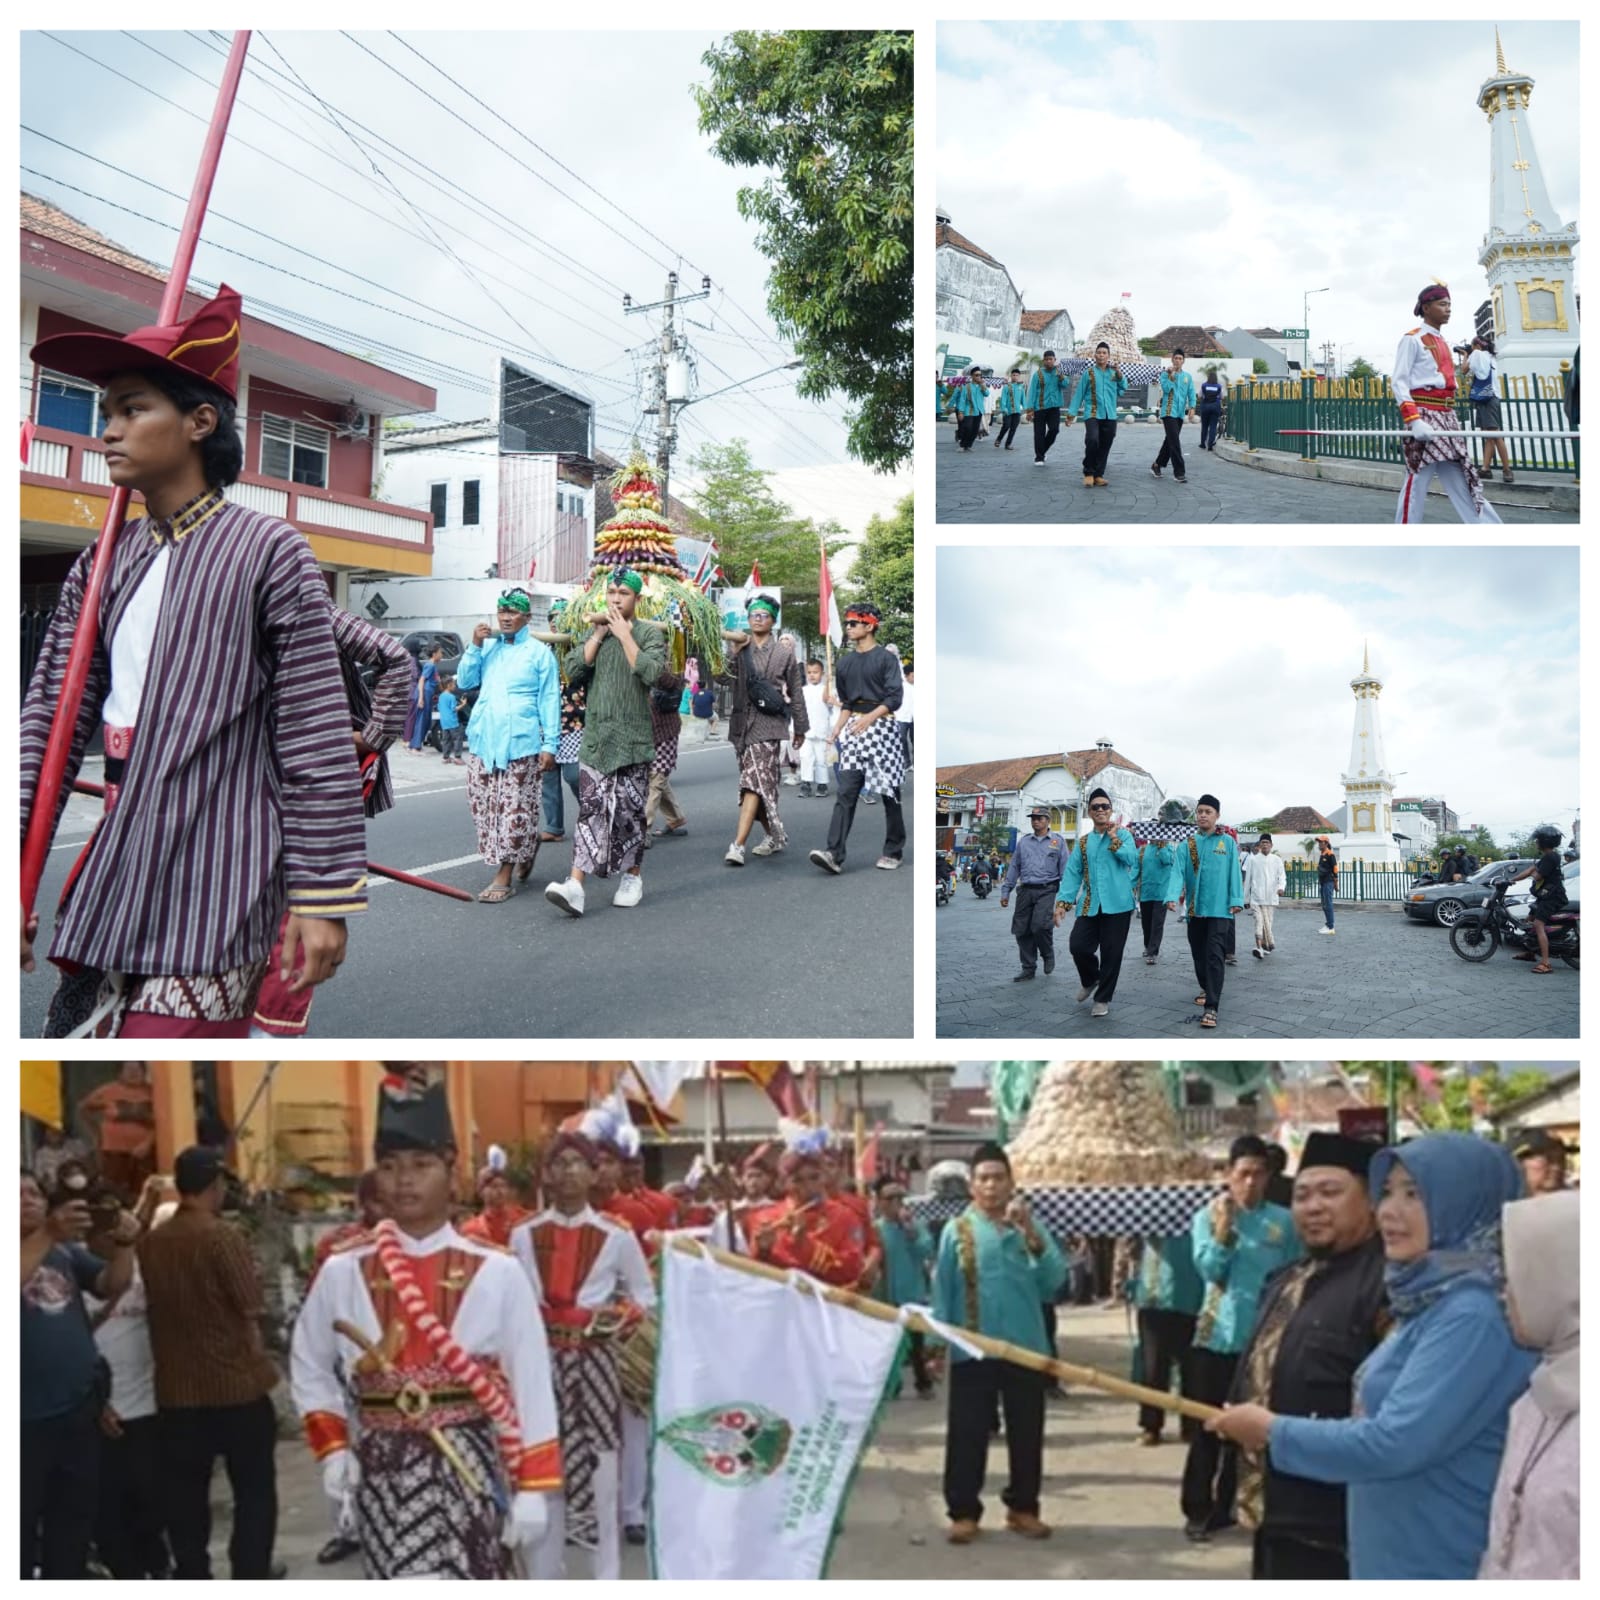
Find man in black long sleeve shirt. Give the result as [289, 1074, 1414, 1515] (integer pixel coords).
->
[809, 603, 906, 874]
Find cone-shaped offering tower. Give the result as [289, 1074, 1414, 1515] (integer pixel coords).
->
[1006, 1060, 1212, 1186]
[560, 451, 726, 673]
[1077, 306, 1142, 366]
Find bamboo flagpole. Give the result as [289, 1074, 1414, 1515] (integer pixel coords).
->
[21, 31, 253, 918]
[666, 1236, 1223, 1424]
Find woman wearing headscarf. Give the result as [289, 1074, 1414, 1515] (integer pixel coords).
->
[1206, 1132, 1536, 1579]
[1478, 1188, 1579, 1579]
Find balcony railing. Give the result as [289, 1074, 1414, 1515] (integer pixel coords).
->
[22, 426, 432, 552]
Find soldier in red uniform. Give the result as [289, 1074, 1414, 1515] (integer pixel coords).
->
[460, 1149, 533, 1249]
[619, 1150, 679, 1231]
[750, 1138, 867, 1288]
[823, 1143, 883, 1290]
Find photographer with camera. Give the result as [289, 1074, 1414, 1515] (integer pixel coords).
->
[21, 1168, 141, 1578]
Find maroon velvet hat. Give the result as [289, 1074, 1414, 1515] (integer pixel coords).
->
[31, 283, 243, 401]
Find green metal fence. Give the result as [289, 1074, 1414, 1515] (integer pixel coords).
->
[1283, 862, 1421, 904]
[1225, 372, 1578, 480]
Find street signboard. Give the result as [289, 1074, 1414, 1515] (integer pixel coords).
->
[975, 794, 987, 818]
[1396, 801, 1423, 812]
[1281, 327, 1309, 339]
[942, 353, 971, 377]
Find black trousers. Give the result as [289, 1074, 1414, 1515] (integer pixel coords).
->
[1252, 1530, 1349, 1580]
[1155, 415, 1187, 478]
[21, 1395, 101, 1579]
[1198, 406, 1222, 449]
[1188, 915, 1231, 1010]
[159, 1397, 278, 1580]
[825, 766, 905, 866]
[956, 412, 983, 449]
[1140, 898, 1168, 957]
[944, 1360, 1046, 1523]
[1136, 1308, 1197, 1438]
[902, 1331, 935, 1394]
[1033, 406, 1061, 461]
[97, 1413, 170, 1578]
[1069, 908, 1133, 1001]
[1180, 1348, 1240, 1529]
[995, 411, 1021, 449]
[1011, 880, 1060, 972]
[1225, 912, 1237, 957]
[1082, 417, 1118, 477]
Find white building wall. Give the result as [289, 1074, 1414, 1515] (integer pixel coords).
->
[381, 435, 501, 581]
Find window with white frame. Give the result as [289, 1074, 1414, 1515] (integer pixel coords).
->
[260, 413, 330, 488]
[36, 371, 102, 437]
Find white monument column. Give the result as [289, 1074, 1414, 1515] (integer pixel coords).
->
[1340, 644, 1401, 866]
[1476, 29, 1579, 396]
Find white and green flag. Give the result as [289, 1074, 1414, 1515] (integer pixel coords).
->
[648, 1247, 903, 1578]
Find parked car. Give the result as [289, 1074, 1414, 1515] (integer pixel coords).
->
[397, 629, 465, 680]
[1506, 858, 1581, 919]
[1403, 858, 1533, 928]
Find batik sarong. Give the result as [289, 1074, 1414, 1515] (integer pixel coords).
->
[573, 761, 649, 877]
[551, 1340, 623, 1551]
[356, 1416, 509, 1579]
[736, 738, 787, 848]
[466, 753, 543, 868]
[649, 702, 681, 777]
[1399, 407, 1489, 517]
[45, 959, 270, 1039]
[837, 716, 905, 800]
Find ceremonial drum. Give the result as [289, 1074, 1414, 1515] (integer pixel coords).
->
[615, 1313, 659, 1415]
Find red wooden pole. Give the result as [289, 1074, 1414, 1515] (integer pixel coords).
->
[21, 30, 252, 917]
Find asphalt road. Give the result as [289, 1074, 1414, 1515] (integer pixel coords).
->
[935, 419, 1579, 524]
[937, 889, 1578, 1040]
[23, 735, 913, 1040]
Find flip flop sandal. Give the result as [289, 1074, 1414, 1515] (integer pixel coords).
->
[1194, 995, 1209, 1005]
[538, 832, 566, 843]
[1531, 963, 1553, 974]
[479, 883, 516, 903]
[1200, 1012, 1218, 1028]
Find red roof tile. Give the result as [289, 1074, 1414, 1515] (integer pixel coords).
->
[1019, 309, 1067, 333]
[1266, 805, 1337, 832]
[22, 191, 164, 281]
[936, 747, 1151, 793]
[935, 220, 1000, 267]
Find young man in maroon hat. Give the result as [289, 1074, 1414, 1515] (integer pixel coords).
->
[20, 285, 368, 1036]
[809, 600, 906, 876]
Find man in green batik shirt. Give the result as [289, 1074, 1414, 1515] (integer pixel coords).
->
[874, 1179, 935, 1397]
[1180, 794, 1244, 1029]
[933, 1143, 1065, 1547]
[544, 570, 665, 918]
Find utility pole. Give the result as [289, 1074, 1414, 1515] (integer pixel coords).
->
[624, 270, 710, 517]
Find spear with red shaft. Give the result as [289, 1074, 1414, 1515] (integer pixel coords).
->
[20, 31, 253, 921]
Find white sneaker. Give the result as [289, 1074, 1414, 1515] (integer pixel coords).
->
[782, 774, 799, 786]
[544, 878, 585, 917]
[1091, 1001, 1110, 1018]
[753, 838, 781, 857]
[613, 874, 643, 907]
[1076, 984, 1094, 1003]
[725, 842, 746, 866]
[1320, 926, 1336, 936]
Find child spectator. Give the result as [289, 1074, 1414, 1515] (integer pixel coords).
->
[437, 677, 464, 765]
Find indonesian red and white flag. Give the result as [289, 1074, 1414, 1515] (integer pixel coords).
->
[819, 537, 842, 646]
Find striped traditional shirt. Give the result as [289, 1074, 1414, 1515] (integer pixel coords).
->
[565, 621, 666, 774]
[21, 498, 368, 976]
[332, 606, 411, 818]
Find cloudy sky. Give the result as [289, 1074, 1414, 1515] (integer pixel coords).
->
[936, 546, 1579, 845]
[20, 29, 909, 535]
[937, 21, 1579, 376]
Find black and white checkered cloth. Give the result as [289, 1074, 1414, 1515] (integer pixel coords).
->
[1127, 819, 1240, 845]
[838, 714, 903, 799]
[1059, 358, 1166, 387]
[908, 1184, 1221, 1238]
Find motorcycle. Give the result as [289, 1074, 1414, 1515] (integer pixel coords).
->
[972, 871, 993, 900]
[1449, 880, 1579, 968]
[936, 877, 952, 907]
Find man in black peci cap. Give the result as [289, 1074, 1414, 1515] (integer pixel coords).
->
[1214, 1132, 1389, 1579]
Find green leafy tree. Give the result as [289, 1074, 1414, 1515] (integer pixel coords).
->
[1346, 357, 1380, 382]
[972, 815, 1011, 856]
[696, 30, 913, 472]
[1252, 357, 1270, 375]
[1437, 828, 1505, 863]
[843, 492, 913, 654]
[1376, 1062, 1557, 1133]
[683, 439, 848, 650]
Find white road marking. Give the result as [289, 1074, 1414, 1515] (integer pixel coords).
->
[369, 852, 482, 888]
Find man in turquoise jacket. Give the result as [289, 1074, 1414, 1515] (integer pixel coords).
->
[1051, 787, 1138, 1018]
[992, 367, 1027, 452]
[1181, 1134, 1299, 1540]
[1152, 347, 1198, 484]
[933, 1142, 1066, 1544]
[1130, 1231, 1205, 1446]
[1136, 838, 1183, 964]
[1066, 341, 1128, 486]
[1024, 350, 1070, 466]
[950, 365, 988, 450]
[1181, 794, 1243, 1027]
[874, 1179, 935, 1396]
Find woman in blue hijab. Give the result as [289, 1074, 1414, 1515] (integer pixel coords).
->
[1207, 1132, 1536, 1579]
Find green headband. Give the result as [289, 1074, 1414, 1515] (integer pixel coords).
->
[497, 590, 532, 614]
[746, 597, 780, 619]
[547, 599, 568, 615]
[609, 568, 643, 595]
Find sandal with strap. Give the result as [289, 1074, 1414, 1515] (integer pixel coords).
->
[1200, 1011, 1218, 1028]
[1194, 994, 1209, 1006]
[478, 882, 516, 904]
[1531, 963, 1553, 974]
